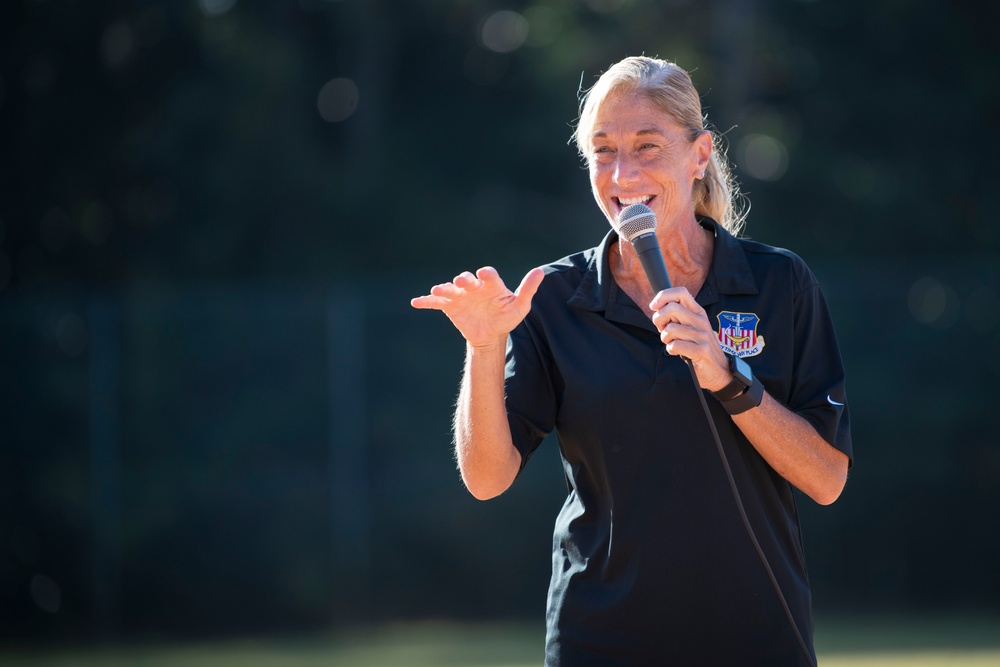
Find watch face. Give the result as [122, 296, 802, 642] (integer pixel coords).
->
[732, 355, 753, 386]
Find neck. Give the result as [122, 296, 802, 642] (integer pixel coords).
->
[611, 214, 713, 314]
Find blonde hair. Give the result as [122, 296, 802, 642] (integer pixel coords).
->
[571, 56, 746, 236]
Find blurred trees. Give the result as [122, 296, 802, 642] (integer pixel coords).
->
[5, 0, 996, 292]
[2, 0, 999, 643]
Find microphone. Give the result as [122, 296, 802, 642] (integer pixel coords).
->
[615, 203, 672, 292]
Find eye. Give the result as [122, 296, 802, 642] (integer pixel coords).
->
[591, 146, 615, 162]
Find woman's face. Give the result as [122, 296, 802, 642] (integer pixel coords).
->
[586, 91, 709, 232]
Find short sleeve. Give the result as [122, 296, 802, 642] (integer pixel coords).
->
[789, 275, 853, 467]
[504, 314, 558, 471]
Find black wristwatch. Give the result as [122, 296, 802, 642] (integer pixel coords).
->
[712, 352, 764, 415]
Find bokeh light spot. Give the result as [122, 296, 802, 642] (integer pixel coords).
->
[317, 77, 359, 123]
[199, 0, 239, 17]
[738, 133, 788, 181]
[908, 276, 959, 329]
[101, 20, 134, 69]
[480, 11, 529, 53]
[81, 200, 112, 246]
[31, 574, 62, 614]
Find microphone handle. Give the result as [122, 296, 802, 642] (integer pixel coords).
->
[631, 232, 672, 293]
[632, 227, 691, 364]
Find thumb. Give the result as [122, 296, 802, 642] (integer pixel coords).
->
[514, 267, 545, 303]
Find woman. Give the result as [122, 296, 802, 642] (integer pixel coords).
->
[412, 56, 852, 666]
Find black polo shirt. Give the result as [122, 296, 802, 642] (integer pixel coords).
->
[504, 218, 852, 666]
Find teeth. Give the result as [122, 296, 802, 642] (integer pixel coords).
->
[619, 196, 652, 207]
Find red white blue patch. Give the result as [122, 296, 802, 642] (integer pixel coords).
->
[717, 311, 766, 358]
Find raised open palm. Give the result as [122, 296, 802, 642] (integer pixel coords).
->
[411, 266, 545, 348]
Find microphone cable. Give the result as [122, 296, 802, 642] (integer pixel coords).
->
[616, 202, 816, 666]
[682, 357, 817, 667]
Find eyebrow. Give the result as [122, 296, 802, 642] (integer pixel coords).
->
[591, 128, 668, 139]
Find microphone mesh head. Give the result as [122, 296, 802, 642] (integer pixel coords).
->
[615, 203, 657, 242]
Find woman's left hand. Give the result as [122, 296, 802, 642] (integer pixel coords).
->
[652, 288, 849, 505]
[650, 287, 731, 393]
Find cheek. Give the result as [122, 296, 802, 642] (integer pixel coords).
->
[588, 169, 615, 217]
[589, 161, 612, 187]
[588, 165, 603, 193]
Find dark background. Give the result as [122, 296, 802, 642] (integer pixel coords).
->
[2, 0, 998, 644]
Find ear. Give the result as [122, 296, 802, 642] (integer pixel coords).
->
[692, 130, 712, 176]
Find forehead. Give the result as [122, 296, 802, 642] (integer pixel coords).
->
[590, 92, 682, 140]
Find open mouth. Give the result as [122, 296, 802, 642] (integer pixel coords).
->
[614, 195, 654, 213]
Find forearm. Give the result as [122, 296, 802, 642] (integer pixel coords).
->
[454, 340, 522, 500]
[732, 392, 848, 505]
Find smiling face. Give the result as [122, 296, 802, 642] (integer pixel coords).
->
[586, 91, 711, 233]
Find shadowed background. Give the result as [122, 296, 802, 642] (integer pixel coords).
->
[1, 0, 999, 653]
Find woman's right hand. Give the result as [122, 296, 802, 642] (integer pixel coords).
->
[411, 266, 545, 349]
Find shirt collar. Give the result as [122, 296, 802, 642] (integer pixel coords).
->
[698, 216, 759, 306]
[566, 217, 758, 314]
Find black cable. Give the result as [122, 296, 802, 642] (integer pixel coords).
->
[684, 359, 817, 667]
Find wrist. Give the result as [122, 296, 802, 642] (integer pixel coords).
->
[720, 377, 764, 415]
[712, 352, 763, 415]
[467, 337, 508, 355]
[712, 353, 753, 401]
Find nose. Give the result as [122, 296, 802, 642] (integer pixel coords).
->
[613, 152, 639, 185]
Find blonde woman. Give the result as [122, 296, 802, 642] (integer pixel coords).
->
[413, 56, 851, 666]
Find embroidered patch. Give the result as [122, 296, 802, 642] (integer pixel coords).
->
[717, 311, 766, 358]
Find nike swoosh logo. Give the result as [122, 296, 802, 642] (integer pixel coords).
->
[827, 395, 845, 406]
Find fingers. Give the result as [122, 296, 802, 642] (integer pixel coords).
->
[649, 287, 719, 364]
[410, 294, 445, 309]
[649, 285, 699, 313]
[650, 288, 703, 333]
[410, 266, 506, 310]
[454, 270, 484, 290]
[411, 266, 541, 347]
[410, 282, 465, 308]
[475, 266, 500, 283]
[660, 324, 715, 359]
[410, 277, 472, 310]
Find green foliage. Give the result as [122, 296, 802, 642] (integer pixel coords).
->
[4, 0, 996, 290]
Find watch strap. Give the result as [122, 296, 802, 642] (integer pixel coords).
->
[721, 377, 764, 415]
[713, 376, 747, 402]
[712, 353, 752, 402]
